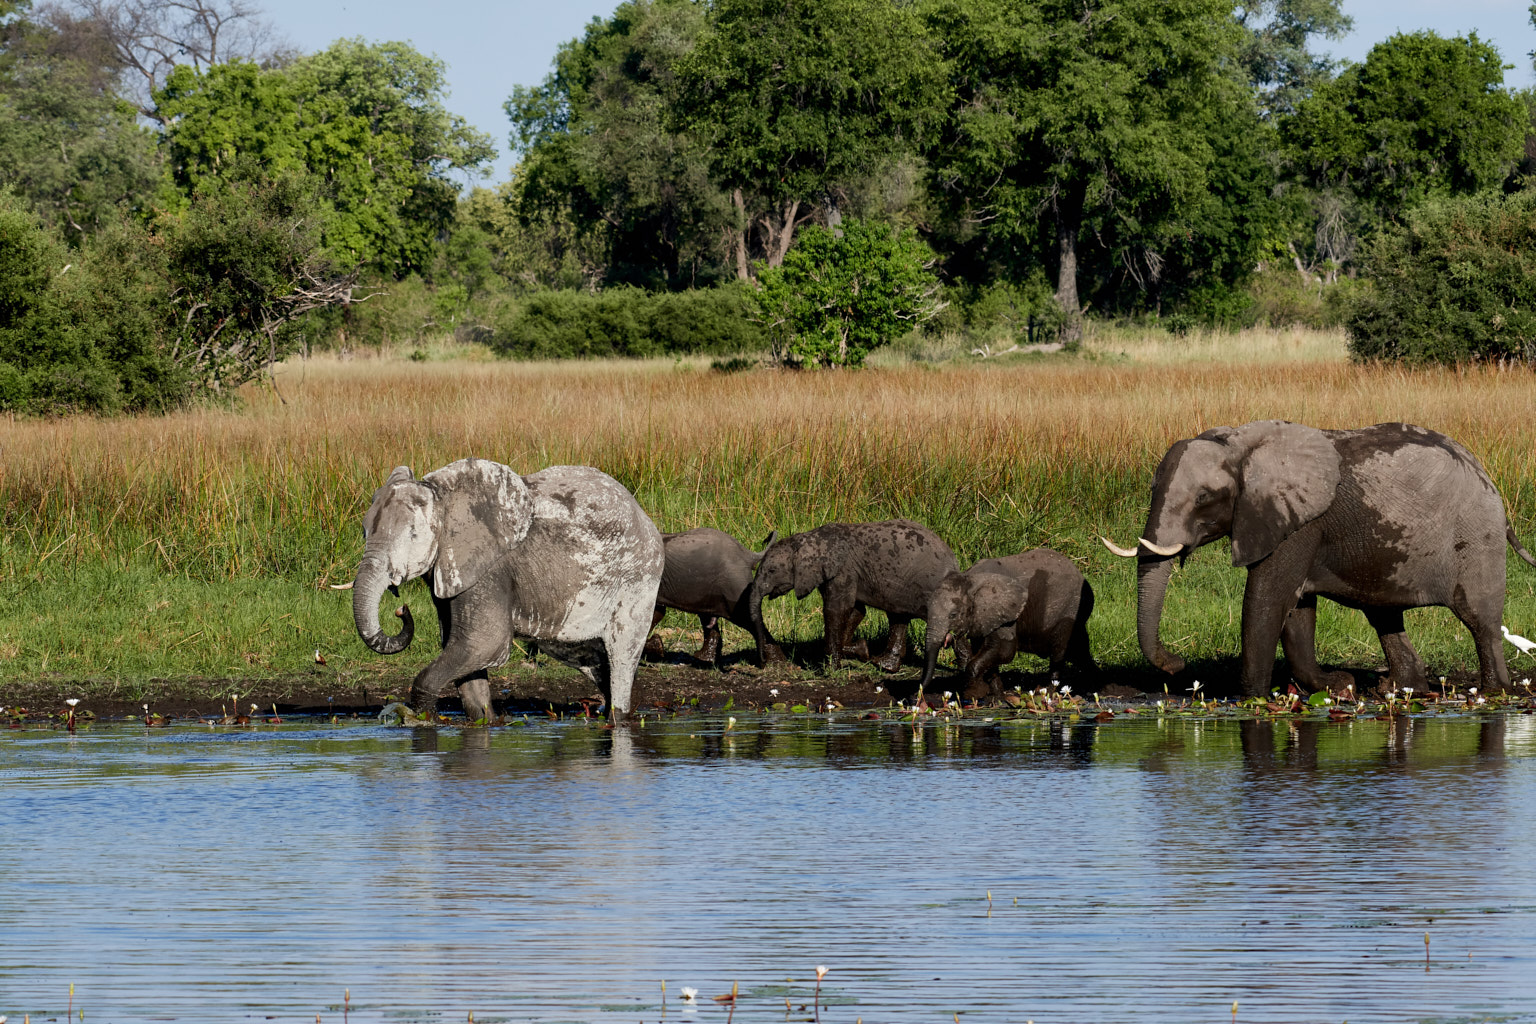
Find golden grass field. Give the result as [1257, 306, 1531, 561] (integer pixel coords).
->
[3, 323, 1536, 690]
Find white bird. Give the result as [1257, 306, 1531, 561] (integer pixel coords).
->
[1503, 626, 1536, 656]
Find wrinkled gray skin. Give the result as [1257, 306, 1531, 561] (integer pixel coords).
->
[747, 519, 959, 671]
[352, 459, 664, 722]
[644, 528, 785, 665]
[920, 548, 1097, 699]
[1113, 420, 1536, 697]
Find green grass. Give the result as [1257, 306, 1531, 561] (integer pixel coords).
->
[5, 330, 1536, 698]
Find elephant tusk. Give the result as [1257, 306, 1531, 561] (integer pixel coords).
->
[328, 581, 354, 590]
[1139, 537, 1184, 557]
[1101, 536, 1140, 558]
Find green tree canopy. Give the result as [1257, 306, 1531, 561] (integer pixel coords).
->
[672, 0, 948, 277]
[156, 38, 494, 274]
[1284, 31, 1526, 225]
[924, 0, 1239, 333]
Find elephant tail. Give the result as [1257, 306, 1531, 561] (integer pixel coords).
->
[1508, 525, 1536, 569]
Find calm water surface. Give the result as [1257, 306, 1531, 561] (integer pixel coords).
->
[4, 712, 1536, 1024]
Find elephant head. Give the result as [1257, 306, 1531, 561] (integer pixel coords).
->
[918, 571, 1025, 697]
[746, 528, 850, 658]
[1103, 420, 1340, 674]
[352, 458, 533, 655]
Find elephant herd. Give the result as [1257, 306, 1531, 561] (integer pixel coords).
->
[351, 420, 1536, 722]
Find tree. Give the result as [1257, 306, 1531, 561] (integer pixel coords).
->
[1235, 0, 1352, 117]
[673, 0, 948, 278]
[506, 0, 732, 289]
[924, 0, 1239, 335]
[750, 219, 942, 367]
[156, 38, 495, 274]
[0, 3, 160, 240]
[39, 0, 292, 120]
[1284, 32, 1526, 229]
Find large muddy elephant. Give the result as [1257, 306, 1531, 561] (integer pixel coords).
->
[747, 519, 959, 671]
[351, 458, 663, 721]
[919, 548, 1096, 699]
[1104, 420, 1536, 696]
[645, 527, 784, 665]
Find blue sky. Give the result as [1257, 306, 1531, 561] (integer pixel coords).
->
[257, 0, 1536, 181]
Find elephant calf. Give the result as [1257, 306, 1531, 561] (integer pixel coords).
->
[747, 519, 959, 672]
[645, 527, 785, 666]
[920, 548, 1096, 700]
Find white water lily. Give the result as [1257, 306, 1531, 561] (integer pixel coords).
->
[1187, 680, 1203, 693]
[1402, 686, 1414, 694]
[1060, 685, 1072, 696]
[874, 686, 882, 693]
[769, 688, 779, 697]
[65, 698, 79, 707]
[680, 987, 698, 1002]
[816, 965, 828, 979]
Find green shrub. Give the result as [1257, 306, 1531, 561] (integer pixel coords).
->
[1346, 189, 1536, 364]
[488, 285, 766, 359]
[751, 219, 941, 367]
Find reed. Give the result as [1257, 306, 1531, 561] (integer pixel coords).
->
[2, 329, 1535, 687]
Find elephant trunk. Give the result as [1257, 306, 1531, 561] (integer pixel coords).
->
[1136, 555, 1185, 675]
[353, 554, 415, 655]
[918, 607, 951, 699]
[747, 581, 774, 665]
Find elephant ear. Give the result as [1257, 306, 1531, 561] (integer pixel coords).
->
[1230, 420, 1340, 567]
[423, 458, 534, 598]
[793, 529, 848, 600]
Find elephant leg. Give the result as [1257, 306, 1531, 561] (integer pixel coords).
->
[1279, 595, 1354, 693]
[951, 632, 973, 671]
[873, 615, 911, 672]
[410, 624, 510, 719]
[821, 589, 858, 670]
[642, 606, 666, 661]
[1360, 607, 1427, 693]
[1444, 585, 1510, 692]
[457, 673, 494, 724]
[1238, 532, 1321, 697]
[837, 601, 870, 664]
[968, 627, 1017, 699]
[695, 615, 722, 665]
[602, 596, 657, 718]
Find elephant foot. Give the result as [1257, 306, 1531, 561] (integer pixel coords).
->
[642, 636, 666, 661]
[693, 637, 721, 665]
[840, 638, 871, 663]
[410, 690, 439, 721]
[758, 643, 789, 666]
[872, 650, 904, 673]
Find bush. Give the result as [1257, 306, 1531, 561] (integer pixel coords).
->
[751, 219, 942, 367]
[1346, 189, 1536, 364]
[488, 284, 766, 359]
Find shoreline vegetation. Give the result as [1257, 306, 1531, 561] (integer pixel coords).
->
[4, 324, 1536, 713]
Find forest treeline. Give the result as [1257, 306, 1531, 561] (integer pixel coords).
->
[3, 0, 1536, 412]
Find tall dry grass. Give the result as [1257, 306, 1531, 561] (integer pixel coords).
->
[5, 331, 1536, 683]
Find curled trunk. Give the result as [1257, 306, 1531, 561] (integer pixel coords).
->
[353, 555, 415, 655]
[1136, 556, 1185, 674]
[917, 609, 951, 698]
[747, 582, 774, 666]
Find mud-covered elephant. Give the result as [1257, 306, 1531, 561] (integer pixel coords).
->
[644, 527, 784, 665]
[747, 519, 959, 671]
[919, 548, 1096, 699]
[351, 458, 663, 721]
[1104, 420, 1536, 696]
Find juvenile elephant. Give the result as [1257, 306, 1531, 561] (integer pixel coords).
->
[747, 519, 959, 671]
[919, 548, 1097, 699]
[352, 458, 664, 721]
[1104, 420, 1536, 696]
[645, 528, 784, 665]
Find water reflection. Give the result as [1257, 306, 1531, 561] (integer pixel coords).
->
[4, 713, 1536, 1024]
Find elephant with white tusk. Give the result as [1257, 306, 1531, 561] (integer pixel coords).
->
[1105, 420, 1536, 696]
[351, 458, 663, 722]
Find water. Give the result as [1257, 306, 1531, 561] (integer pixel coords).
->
[5, 712, 1536, 1024]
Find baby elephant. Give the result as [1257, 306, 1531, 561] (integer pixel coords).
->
[920, 548, 1096, 700]
[645, 528, 785, 666]
[748, 519, 960, 671]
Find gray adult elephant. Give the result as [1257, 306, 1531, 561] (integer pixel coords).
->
[352, 458, 664, 721]
[1103, 420, 1536, 697]
[645, 528, 784, 665]
[920, 548, 1096, 699]
[747, 519, 959, 671]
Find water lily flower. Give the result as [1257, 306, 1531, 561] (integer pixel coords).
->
[1469, 687, 1479, 695]
[816, 965, 828, 980]
[874, 686, 882, 693]
[1477, 696, 1487, 704]
[1187, 680, 1203, 693]
[725, 717, 736, 731]
[1060, 685, 1072, 696]
[65, 698, 79, 708]
[681, 987, 698, 1002]
[1402, 687, 1414, 694]
[769, 688, 779, 697]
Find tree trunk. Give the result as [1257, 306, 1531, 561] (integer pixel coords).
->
[732, 188, 749, 281]
[1052, 180, 1085, 343]
[765, 198, 802, 268]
